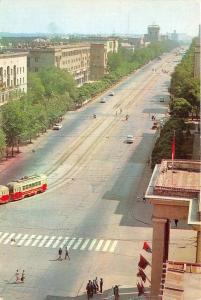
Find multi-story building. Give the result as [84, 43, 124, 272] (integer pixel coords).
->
[28, 44, 90, 86]
[89, 39, 118, 80]
[0, 52, 28, 106]
[147, 25, 160, 42]
[194, 25, 200, 79]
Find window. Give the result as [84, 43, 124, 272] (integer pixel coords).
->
[23, 67, 24, 72]
[23, 77, 24, 83]
[11, 69, 13, 75]
[20, 78, 21, 84]
[20, 67, 21, 74]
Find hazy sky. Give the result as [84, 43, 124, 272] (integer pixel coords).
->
[0, 0, 200, 35]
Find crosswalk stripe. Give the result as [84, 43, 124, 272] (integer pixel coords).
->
[31, 235, 42, 247]
[3, 233, 16, 245]
[0, 232, 3, 238]
[52, 236, 63, 248]
[38, 235, 49, 247]
[109, 240, 118, 253]
[0, 232, 9, 243]
[17, 234, 29, 246]
[102, 240, 111, 252]
[45, 236, 56, 248]
[66, 238, 76, 249]
[72, 238, 83, 250]
[95, 239, 104, 251]
[13, 233, 22, 245]
[88, 239, 97, 251]
[24, 235, 36, 246]
[59, 237, 69, 249]
[80, 239, 90, 250]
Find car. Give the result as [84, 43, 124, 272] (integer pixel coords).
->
[159, 97, 165, 102]
[126, 135, 134, 144]
[53, 123, 62, 130]
[108, 91, 115, 96]
[100, 97, 106, 103]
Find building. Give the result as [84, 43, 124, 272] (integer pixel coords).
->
[0, 52, 28, 106]
[90, 39, 118, 80]
[160, 35, 168, 41]
[171, 30, 178, 41]
[146, 159, 201, 298]
[147, 25, 160, 42]
[28, 44, 90, 86]
[120, 42, 135, 52]
[129, 37, 145, 48]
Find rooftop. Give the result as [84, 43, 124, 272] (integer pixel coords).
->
[0, 51, 28, 58]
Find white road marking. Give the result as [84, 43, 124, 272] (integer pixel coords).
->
[102, 240, 111, 252]
[31, 235, 42, 247]
[66, 238, 76, 249]
[72, 238, 83, 250]
[59, 237, 69, 248]
[38, 235, 49, 247]
[80, 239, 90, 250]
[17, 234, 29, 246]
[0, 231, 118, 253]
[45, 236, 56, 248]
[109, 240, 118, 253]
[0, 233, 9, 243]
[95, 239, 104, 251]
[24, 235, 36, 246]
[52, 236, 63, 248]
[88, 239, 97, 251]
[3, 233, 16, 245]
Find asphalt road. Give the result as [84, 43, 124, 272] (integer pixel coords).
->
[0, 50, 191, 300]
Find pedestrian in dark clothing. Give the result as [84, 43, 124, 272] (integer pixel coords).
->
[174, 219, 178, 227]
[100, 278, 103, 293]
[93, 280, 97, 294]
[21, 270, 25, 283]
[86, 281, 91, 300]
[64, 246, 70, 260]
[113, 285, 119, 300]
[95, 277, 99, 291]
[58, 247, 62, 260]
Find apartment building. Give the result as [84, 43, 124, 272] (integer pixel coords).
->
[90, 39, 118, 80]
[0, 52, 27, 106]
[28, 44, 90, 86]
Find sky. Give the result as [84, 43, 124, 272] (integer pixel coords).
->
[0, 0, 200, 36]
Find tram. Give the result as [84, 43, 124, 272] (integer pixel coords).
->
[0, 174, 47, 204]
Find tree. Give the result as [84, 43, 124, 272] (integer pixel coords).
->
[170, 98, 192, 118]
[0, 128, 6, 159]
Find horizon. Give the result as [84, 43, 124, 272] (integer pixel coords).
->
[0, 0, 200, 36]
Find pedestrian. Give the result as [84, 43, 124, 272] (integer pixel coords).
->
[86, 281, 91, 300]
[113, 285, 119, 300]
[151, 115, 154, 121]
[64, 246, 70, 260]
[174, 219, 178, 228]
[58, 247, 62, 260]
[143, 195, 146, 203]
[95, 277, 99, 291]
[100, 278, 103, 293]
[21, 270, 25, 283]
[15, 269, 20, 283]
[93, 280, 97, 294]
[115, 111, 118, 117]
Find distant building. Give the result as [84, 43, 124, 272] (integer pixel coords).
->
[90, 39, 118, 80]
[28, 44, 90, 86]
[0, 52, 28, 106]
[147, 25, 160, 42]
[171, 30, 178, 41]
[160, 34, 168, 41]
[129, 37, 145, 48]
[120, 42, 135, 52]
[146, 159, 201, 298]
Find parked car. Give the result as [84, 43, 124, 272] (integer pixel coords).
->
[126, 135, 134, 144]
[53, 123, 62, 130]
[108, 91, 115, 96]
[100, 97, 106, 103]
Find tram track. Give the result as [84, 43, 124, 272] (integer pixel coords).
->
[46, 70, 159, 192]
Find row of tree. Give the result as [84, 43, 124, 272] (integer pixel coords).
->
[151, 39, 200, 167]
[77, 40, 179, 103]
[0, 68, 76, 157]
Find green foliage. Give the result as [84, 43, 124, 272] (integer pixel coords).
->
[77, 40, 178, 103]
[170, 98, 192, 118]
[0, 127, 6, 158]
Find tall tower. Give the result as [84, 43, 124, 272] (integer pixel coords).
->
[148, 25, 160, 42]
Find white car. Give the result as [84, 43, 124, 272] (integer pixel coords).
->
[53, 123, 62, 130]
[126, 135, 134, 144]
[109, 91, 115, 96]
[100, 97, 106, 103]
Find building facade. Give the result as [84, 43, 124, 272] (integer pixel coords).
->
[0, 52, 27, 106]
[146, 159, 201, 299]
[194, 26, 200, 79]
[28, 44, 90, 86]
[147, 25, 160, 42]
[90, 43, 108, 81]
